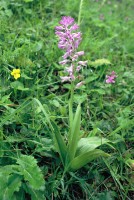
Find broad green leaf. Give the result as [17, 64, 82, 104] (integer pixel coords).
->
[12, 189, 25, 200]
[0, 172, 22, 200]
[70, 149, 110, 171]
[76, 137, 110, 156]
[24, 184, 45, 200]
[10, 81, 29, 91]
[67, 104, 81, 163]
[17, 155, 44, 190]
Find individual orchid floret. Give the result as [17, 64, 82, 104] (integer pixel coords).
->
[76, 65, 82, 72]
[76, 81, 84, 88]
[61, 76, 71, 82]
[59, 59, 69, 65]
[106, 71, 117, 84]
[61, 74, 75, 82]
[65, 64, 74, 75]
[78, 61, 88, 66]
[72, 51, 85, 61]
[70, 24, 79, 31]
[55, 26, 64, 31]
[76, 51, 84, 56]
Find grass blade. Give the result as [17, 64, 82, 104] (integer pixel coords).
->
[33, 98, 54, 131]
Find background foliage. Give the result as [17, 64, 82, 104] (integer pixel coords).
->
[0, 0, 133, 199]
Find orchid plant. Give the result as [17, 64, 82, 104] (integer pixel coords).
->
[55, 16, 87, 144]
[35, 16, 112, 173]
[49, 16, 113, 172]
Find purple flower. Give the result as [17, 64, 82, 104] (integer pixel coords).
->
[72, 55, 78, 61]
[78, 61, 88, 66]
[60, 74, 75, 82]
[70, 24, 79, 31]
[59, 59, 69, 65]
[76, 65, 82, 72]
[76, 51, 84, 56]
[62, 51, 72, 59]
[55, 16, 87, 86]
[55, 26, 64, 31]
[59, 16, 74, 27]
[76, 81, 84, 88]
[61, 76, 71, 82]
[65, 64, 74, 75]
[55, 16, 82, 57]
[106, 71, 117, 84]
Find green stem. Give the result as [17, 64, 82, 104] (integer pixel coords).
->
[68, 81, 74, 142]
[78, 0, 84, 25]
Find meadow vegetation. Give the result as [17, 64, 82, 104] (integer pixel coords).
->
[0, 0, 133, 199]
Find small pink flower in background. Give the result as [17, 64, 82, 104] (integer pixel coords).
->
[106, 71, 117, 84]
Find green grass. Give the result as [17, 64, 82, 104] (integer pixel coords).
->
[0, 0, 134, 199]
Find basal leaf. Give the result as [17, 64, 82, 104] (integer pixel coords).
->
[67, 104, 81, 163]
[70, 149, 110, 171]
[0, 171, 22, 200]
[76, 137, 110, 156]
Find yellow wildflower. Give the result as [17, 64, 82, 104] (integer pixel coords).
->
[11, 69, 21, 80]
